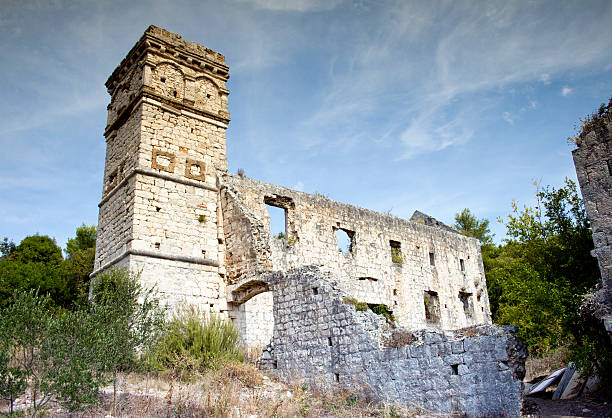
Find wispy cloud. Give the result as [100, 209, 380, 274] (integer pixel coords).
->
[561, 86, 573, 96]
[502, 112, 514, 124]
[236, 0, 344, 12]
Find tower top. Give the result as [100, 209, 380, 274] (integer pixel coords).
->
[105, 25, 229, 93]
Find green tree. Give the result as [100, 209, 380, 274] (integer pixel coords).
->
[0, 238, 16, 259]
[491, 179, 605, 363]
[454, 208, 494, 245]
[0, 258, 71, 308]
[13, 235, 63, 265]
[63, 225, 97, 307]
[0, 290, 107, 415]
[89, 268, 165, 414]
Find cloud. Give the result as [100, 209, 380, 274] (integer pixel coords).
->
[561, 86, 573, 96]
[236, 0, 344, 12]
[502, 112, 514, 124]
[288, 1, 612, 160]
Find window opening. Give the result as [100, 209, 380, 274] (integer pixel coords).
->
[154, 242, 160, 250]
[336, 228, 354, 253]
[334, 373, 340, 382]
[328, 337, 332, 346]
[265, 204, 286, 238]
[429, 252, 435, 266]
[390, 240, 403, 264]
[423, 290, 440, 324]
[608, 159, 612, 176]
[459, 258, 465, 272]
[451, 364, 459, 375]
[312, 287, 318, 295]
[459, 291, 474, 319]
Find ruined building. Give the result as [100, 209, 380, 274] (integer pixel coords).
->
[572, 99, 612, 335]
[93, 26, 526, 415]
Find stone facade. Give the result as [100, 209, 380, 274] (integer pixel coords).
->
[572, 99, 612, 333]
[93, 26, 525, 415]
[94, 25, 230, 312]
[255, 266, 526, 417]
[222, 174, 491, 346]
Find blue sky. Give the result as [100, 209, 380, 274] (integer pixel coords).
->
[1, 0, 611, 250]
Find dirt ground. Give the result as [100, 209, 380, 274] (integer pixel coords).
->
[522, 386, 612, 417]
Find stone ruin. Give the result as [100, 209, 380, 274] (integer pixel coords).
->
[572, 99, 612, 337]
[92, 26, 526, 415]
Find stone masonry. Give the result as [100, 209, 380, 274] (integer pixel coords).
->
[254, 266, 526, 417]
[93, 26, 526, 415]
[572, 98, 612, 334]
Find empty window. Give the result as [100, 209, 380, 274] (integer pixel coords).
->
[265, 204, 286, 238]
[424, 291, 440, 324]
[429, 252, 435, 266]
[459, 291, 474, 319]
[328, 337, 332, 346]
[459, 258, 465, 272]
[390, 240, 403, 264]
[264, 196, 294, 239]
[451, 364, 459, 375]
[336, 228, 354, 253]
[608, 159, 612, 176]
[312, 287, 319, 295]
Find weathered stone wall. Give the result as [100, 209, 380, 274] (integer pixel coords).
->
[94, 26, 230, 312]
[572, 101, 612, 331]
[222, 174, 491, 332]
[259, 266, 525, 417]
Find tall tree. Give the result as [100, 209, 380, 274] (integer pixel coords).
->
[454, 208, 494, 245]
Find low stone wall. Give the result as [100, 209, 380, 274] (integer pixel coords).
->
[259, 266, 526, 417]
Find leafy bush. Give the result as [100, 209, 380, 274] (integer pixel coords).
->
[145, 307, 243, 379]
[0, 290, 107, 414]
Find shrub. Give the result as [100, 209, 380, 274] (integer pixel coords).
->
[89, 268, 165, 413]
[145, 307, 243, 379]
[0, 290, 107, 414]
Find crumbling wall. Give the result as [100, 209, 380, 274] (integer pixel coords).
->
[221, 174, 491, 332]
[261, 266, 525, 417]
[572, 100, 612, 331]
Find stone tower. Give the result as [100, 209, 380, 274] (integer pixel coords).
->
[93, 26, 230, 310]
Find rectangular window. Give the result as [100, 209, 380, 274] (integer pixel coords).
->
[459, 291, 474, 319]
[336, 227, 355, 253]
[424, 290, 440, 325]
[429, 252, 435, 266]
[390, 240, 403, 264]
[459, 258, 465, 272]
[607, 159, 612, 176]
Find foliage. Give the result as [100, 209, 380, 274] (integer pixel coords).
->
[390, 247, 403, 264]
[63, 224, 96, 307]
[454, 208, 493, 245]
[89, 268, 165, 412]
[144, 307, 243, 379]
[568, 97, 611, 146]
[0, 290, 108, 415]
[0, 225, 97, 309]
[13, 235, 63, 265]
[0, 238, 16, 259]
[65, 224, 96, 260]
[275, 232, 286, 239]
[369, 304, 396, 323]
[466, 179, 608, 376]
[0, 259, 72, 308]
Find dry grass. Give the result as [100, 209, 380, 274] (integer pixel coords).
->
[37, 365, 417, 417]
[525, 346, 569, 381]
